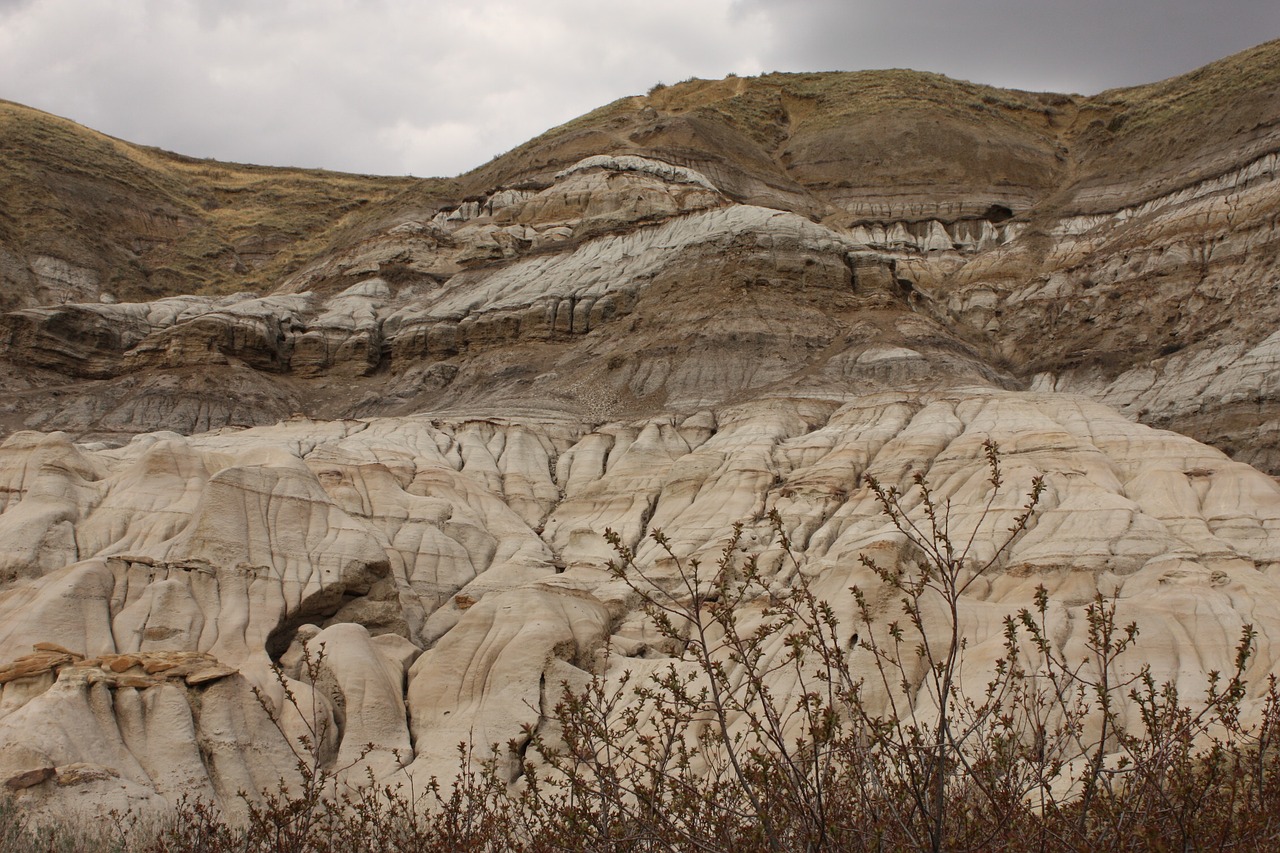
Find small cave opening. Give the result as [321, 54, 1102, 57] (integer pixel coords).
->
[263, 560, 393, 660]
[982, 204, 1015, 223]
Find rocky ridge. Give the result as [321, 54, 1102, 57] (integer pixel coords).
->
[1, 41, 1279, 822]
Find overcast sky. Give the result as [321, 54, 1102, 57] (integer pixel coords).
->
[2, 0, 1277, 178]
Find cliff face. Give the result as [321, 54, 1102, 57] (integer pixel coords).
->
[1, 42, 1279, 822]
[3, 43, 1279, 466]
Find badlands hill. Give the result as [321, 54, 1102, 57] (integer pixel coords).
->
[0, 41, 1279, 823]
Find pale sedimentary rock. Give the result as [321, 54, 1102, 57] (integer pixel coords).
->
[0, 390, 1277, 819]
[2, 47, 1280, 825]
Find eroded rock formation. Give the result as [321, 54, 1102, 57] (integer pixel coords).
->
[1, 41, 1279, 822]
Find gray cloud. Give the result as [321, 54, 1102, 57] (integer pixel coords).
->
[736, 0, 1280, 93]
[0, 0, 1275, 177]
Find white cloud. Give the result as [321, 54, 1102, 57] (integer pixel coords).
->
[0, 0, 772, 175]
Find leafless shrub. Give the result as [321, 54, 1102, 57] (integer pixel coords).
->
[14, 443, 1280, 851]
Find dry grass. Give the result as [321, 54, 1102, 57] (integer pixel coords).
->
[462, 66, 1070, 195]
[1090, 38, 1280, 137]
[1054, 38, 1280, 206]
[0, 99, 442, 303]
[467, 38, 1280, 219]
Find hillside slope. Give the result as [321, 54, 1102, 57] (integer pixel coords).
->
[1, 43, 1278, 465]
[0, 41, 1279, 826]
[0, 99, 441, 308]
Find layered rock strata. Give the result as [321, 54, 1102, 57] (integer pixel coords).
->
[1, 43, 1279, 823]
[1, 134, 1276, 467]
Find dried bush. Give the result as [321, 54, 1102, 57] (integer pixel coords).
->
[11, 442, 1280, 851]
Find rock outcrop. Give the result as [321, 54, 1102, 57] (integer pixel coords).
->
[2, 392, 1280, 820]
[1, 41, 1280, 823]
